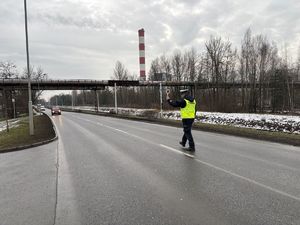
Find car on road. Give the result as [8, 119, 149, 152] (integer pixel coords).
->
[40, 106, 46, 111]
[51, 106, 61, 115]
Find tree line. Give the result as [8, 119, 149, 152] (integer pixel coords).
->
[89, 28, 298, 113]
[2, 28, 300, 119]
[0, 62, 48, 119]
[60, 28, 299, 113]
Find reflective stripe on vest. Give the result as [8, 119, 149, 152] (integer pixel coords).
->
[180, 99, 196, 119]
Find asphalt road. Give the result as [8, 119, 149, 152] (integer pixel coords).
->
[1, 110, 300, 225]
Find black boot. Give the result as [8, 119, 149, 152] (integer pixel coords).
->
[186, 147, 195, 152]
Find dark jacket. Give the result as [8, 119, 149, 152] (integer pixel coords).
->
[167, 95, 196, 121]
[167, 95, 195, 108]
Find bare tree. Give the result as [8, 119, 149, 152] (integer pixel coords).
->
[184, 48, 198, 82]
[171, 50, 185, 81]
[160, 54, 172, 76]
[205, 36, 233, 110]
[240, 28, 253, 111]
[195, 53, 204, 82]
[256, 35, 271, 112]
[0, 61, 18, 121]
[148, 57, 161, 81]
[141, 29, 296, 113]
[0, 61, 18, 79]
[128, 73, 138, 80]
[22, 65, 48, 104]
[296, 46, 300, 81]
[113, 61, 128, 80]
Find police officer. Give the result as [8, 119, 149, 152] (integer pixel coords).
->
[166, 89, 196, 152]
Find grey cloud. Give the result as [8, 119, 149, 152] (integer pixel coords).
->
[1, 0, 300, 80]
[33, 13, 112, 30]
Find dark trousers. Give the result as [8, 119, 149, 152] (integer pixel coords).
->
[181, 119, 195, 148]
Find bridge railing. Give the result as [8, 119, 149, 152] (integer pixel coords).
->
[1, 79, 300, 90]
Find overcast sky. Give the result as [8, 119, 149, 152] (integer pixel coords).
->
[1, 0, 300, 81]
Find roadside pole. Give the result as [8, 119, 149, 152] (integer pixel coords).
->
[71, 91, 74, 110]
[96, 90, 99, 112]
[160, 82, 163, 118]
[114, 83, 118, 114]
[24, 0, 34, 135]
[3, 89, 9, 132]
[12, 98, 16, 118]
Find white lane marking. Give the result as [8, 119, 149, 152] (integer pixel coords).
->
[100, 116, 300, 171]
[197, 142, 300, 172]
[196, 159, 300, 202]
[102, 116, 300, 170]
[160, 144, 183, 155]
[69, 112, 300, 151]
[49, 116, 81, 225]
[102, 116, 300, 171]
[160, 144, 300, 202]
[69, 114, 300, 202]
[101, 124, 153, 144]
[114, 128, 128, 134]
[159, 145, 195, 158]
[73, 113, 299, 170]
[183, 153, 195, 158]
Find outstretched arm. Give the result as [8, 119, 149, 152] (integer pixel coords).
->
[167, 99, 186, 107]
[166, 91, 186, 108]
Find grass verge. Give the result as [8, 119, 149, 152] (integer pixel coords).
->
[61, 108, 300, 146]
[0, 114, 56, 152]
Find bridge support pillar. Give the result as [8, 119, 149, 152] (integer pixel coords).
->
[94, 90, 99, 112]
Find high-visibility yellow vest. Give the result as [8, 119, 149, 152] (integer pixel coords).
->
[180, 99, 196, 119]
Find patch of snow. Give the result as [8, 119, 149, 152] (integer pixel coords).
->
[63, 106, 300, 135]
[0, 119, 20, 133]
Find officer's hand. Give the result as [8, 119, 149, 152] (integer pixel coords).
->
[166, 89, 170, 100]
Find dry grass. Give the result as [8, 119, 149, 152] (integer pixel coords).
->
[0, 114, 55, 151]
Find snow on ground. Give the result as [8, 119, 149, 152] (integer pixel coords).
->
[64, 106, 158, 117]
[62, 106, 300, 135]
[163, 111, 300, 134]
[0, 119, 20, 132]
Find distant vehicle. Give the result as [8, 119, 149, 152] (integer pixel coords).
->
[51, 106, 61, 116]
[40, 106, 46, 111]
[36, 104, 42, 112]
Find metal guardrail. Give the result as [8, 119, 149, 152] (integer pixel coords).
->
[0, 79, 107, 90]
[1, 79, 300, 90]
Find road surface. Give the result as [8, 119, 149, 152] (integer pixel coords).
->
[1, 110, 300, 225]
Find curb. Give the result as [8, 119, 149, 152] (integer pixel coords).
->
[0, 113, 58, 154]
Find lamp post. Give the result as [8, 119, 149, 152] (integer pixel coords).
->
[24, 0, 34, 135]
[160, 82, 163, 118]
[114, 83, 118, 114]
[12, 98, 16, 118]
[72, 91, 74, 110]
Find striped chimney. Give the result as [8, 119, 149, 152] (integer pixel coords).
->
[138, 28, 146, 80]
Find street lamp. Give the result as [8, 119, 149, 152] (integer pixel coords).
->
[24, 0, 34, 135]
[12, 98, 16, 118]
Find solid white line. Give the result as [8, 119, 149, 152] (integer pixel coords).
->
[114, 128, 128, 134]
[197, 142, 300, 172]
[160, 144, 183, 155]
[96, 121, 155, 145]
[159, 145, 300, 202]
[69, 114, 300, 202]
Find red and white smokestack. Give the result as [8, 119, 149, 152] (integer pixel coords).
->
[138, 28, 146, 80]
